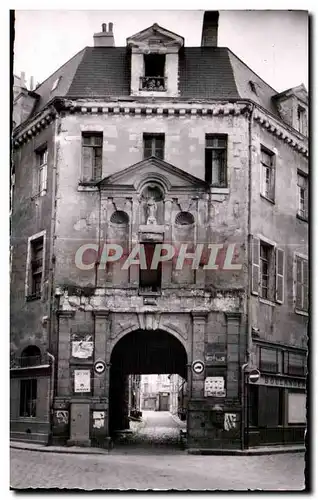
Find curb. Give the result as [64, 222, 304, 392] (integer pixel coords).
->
[187, 447, 305, 456]
[10, 443, 110, 455]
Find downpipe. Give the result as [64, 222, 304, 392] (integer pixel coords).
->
[47, 351, 55, 444]
[240, 362, 249, 450]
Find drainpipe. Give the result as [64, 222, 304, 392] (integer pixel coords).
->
[47, 351, 55, 444]
[242, 102, 255, 450]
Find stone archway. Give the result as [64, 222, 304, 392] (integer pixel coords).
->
[108, 328, 188, 435]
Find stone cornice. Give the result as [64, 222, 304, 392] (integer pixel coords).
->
[12, 98, 308, 158]
[253, 108, 308, 158]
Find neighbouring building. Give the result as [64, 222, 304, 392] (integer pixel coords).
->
[11, 12, 308, 449]
[140, 374, 182, 412]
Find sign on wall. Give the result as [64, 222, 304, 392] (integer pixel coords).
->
[205, 343, 227, 365]
[204, 376, 226, 397]
[72, 341, 94, 359]
[55, 410, 69, 425]
[224, 413, 237, 431]
[74, 369, 91, 393]
[92, 411, 105, 429]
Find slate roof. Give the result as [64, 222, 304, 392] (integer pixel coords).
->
[29, 45, 281, 118]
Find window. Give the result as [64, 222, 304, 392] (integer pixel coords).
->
[81, 133, 103, 182]
[139, 243, 161, 293]
[283, 352, 306, 377]
[205, 135, 227, 187]
[143, 134, 165, 160]
[30, 237, 44, 298]
[297, 172, 308, 220]
[295, 256, 308, 311]
[20, 379, 37, 417]
[36, 147, 48, 196]
[251, 236, 284, 303]
[297, 106, 306, 135]
[259, 347, 279, 373]
[140, 54, 166, 91]
[260, 147, 275, 201]
[20, 346, 42, 368]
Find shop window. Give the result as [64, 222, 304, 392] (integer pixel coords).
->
[259, 347, 279, 373]
[283, 352, 306, 377]
[205, 135, 227, 187]
[20, 379, 37, 418]
[81, 132, 103, 182]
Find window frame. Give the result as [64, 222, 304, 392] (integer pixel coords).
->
[260, 146, 275, 203]
[297, 170, 308, 221]
[81, 132, 103, 182]
[139, 242, 162, 294]
[259, 346, 279, 374]
[283, 351, 306, 377]
[205, 134, 228, 188]
[19, 379, 37, 418]
[35, 145, 48, 197]
[25, 231, 46, 301]
[143, 133, 165, 160]
[297, 105, 306, 135]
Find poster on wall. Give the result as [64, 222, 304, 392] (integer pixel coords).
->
[74, 369, 91, 393]
[93, 411, 105, 429]
[204, 376, 226, 397]
[72, 341, 94, 359]
[288, 392, 306, 424]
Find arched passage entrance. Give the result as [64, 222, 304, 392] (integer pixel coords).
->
[109, 329, 188, 439]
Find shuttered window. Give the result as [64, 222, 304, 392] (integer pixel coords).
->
[297, 171, 308, 220]
[205, 135, 227, 187]
[31, 237, 44, 297]
[251, 237, 285, 303]
[295, 256, 308, 311]
[20, 379, 37, 417]
[283, 352, 306, 377]
[275, 248, 285, 303]
[82, 133, 103, 181]
[260, 147, 275, 201]
[259, 347, 279, 373]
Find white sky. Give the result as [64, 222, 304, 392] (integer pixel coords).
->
[13, 9, 308, 93]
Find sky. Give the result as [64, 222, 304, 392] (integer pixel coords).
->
[12, 9, 308, 93]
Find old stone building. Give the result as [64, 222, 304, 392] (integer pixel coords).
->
[11, 12, 308, 449]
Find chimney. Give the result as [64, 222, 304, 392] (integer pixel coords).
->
[201, 11, 219, 47]
[93, 22, 115, 47]
[30, 76, 34, 91]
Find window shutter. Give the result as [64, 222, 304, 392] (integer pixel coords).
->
[303, 259, 308, 311]
[205, 149, 212, 184]
[82, 146, 93, 181]
[295, 257, 303, 309]
[94, 147, 103, 180]
[251, 236, 260, 295]
[275, 248, 284, 303]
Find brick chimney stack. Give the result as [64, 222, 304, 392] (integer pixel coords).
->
[93, 22, 115, 47]
[201, 11, 219, 47]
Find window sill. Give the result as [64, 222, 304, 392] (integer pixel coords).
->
[259, 297, 276, 307]
[138, 290, 161, 297]
[260, 194, 275, 205]
[296, 213, 308, 223]
[294, 308, 308, 317]
[78, 182, 99, 192]
[26, 294, 41, 302]
[210, 187, 229, 195]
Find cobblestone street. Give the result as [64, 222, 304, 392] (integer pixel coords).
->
[10, 411, 305, 490]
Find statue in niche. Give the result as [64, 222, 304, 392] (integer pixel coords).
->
[146, 196, 157, 225]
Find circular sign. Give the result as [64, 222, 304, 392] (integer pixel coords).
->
[192, 360, 205, 374]
[248, 368, 261, 383]
[94, 360, 106, 375]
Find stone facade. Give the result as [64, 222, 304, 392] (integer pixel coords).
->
[11, 13, 308, 449]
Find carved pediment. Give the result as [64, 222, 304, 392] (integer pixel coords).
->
[98, 156, 208, 194]
[127, 23, 184, 52]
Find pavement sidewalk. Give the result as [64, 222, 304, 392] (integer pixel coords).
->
[10, 440, 305, 456]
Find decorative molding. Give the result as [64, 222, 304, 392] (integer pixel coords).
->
[93, 310, 110, 318]
[225, 312, 241, 321]
[57, 310, 76, 318]
[137, 311, 161, 330]
[13, 107, 57, 148]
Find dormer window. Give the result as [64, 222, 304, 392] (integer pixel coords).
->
[140, 54, 166, 91]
